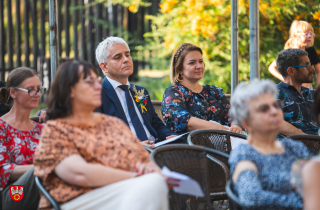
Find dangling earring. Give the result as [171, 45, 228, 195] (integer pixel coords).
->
[179, 74, 183, 80]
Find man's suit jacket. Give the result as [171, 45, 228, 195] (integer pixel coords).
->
[97, 78, 177, 142]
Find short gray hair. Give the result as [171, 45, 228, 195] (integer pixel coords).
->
[276, 48, 308, 78]
[95, 37, 130, 65]
[229, 79, 278, 126]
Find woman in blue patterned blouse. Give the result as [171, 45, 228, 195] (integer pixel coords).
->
[161, 43, 243, 134]
[229, 79, 309, 210]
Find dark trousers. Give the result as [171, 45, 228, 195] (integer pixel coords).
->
[1, 167, 40, 210]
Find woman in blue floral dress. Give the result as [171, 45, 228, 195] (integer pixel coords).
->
[161, 43, 242, 134]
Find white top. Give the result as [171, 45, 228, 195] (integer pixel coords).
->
[105, 76, 151, 140]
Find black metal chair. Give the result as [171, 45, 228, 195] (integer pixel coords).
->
[35, 176, 61, 210]
[188, 129, 246, 169]
[151, 144, 230, 210]
[226, 181, 243, 210]
[152, 100, 163, 121]
[287, 134, 320, 155]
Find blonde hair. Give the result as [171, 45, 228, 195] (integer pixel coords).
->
[169, 43, 203, 84]
[284, 20, 314, 49]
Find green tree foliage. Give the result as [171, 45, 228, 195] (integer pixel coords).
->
[96, 0, 320, 93]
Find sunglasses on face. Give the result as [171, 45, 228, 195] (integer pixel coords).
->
[256, 101, 283, 113]
[285, 62, 312, 71]
[14, 87, 46, 97]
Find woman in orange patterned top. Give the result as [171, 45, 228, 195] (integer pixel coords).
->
[0, 67, 45, 210]
[34, 61, 174, 210]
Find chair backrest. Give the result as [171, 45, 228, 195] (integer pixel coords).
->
[287, 134, 320, 155]
[152, 100, 163, 121]
[226, 181, 243, 210]
[151, 144, 229, 210]
[35, 176, 61, 210]
[188, 129, 246, 168]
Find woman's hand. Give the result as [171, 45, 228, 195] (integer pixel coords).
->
[39, 110, 47, 123]
[141, 140, 155, 149]
[135, 161, 180, 189]
[229, 124, 242, 134]
[135, 161, 160, 175]
[166, 135, 177, 139]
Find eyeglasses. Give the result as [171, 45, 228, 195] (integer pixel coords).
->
[14, 87, 46, 97]
[256, 101, 283, 113]
[83, 76, 102, 87]
[296, 32, 316, 38]
[285, 62, 312, 70]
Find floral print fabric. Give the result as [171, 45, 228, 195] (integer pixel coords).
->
[0, 119, 42, 190]
[34, 114, 150, 209]
[161, 83, 231, 134]
[277, 82, 319, 135]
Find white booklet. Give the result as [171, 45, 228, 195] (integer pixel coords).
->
[154, 132, 190, 148]
[161, 166, 204, 197]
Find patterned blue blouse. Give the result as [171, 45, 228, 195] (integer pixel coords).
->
[277, 82, 319, 135]
[229, 138, 310, 210]
[161, 83, 231, 134]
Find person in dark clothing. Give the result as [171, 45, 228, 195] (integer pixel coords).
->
[0, 81, 10, 116]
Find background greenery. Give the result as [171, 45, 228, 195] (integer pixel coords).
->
[31, 0, 320, 115]
[103, 0, 320, 96]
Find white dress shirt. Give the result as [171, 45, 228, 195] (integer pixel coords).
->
[106, 76, 151, 140]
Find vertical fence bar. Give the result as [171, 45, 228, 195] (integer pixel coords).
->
[116, 4, 122, 37]
[249, 0, 260, 80]
[80, 0, 87, 60]
[72, 0, 78, 59]
[24, 0, 30, 67]
[7, 0, 13, 70]
[15, 0, 22, 67]
[88, 5, 94, 64]
[108, 2, 113, 36]
[48, 0, 58, 82]
[31, 0, 38, 69]
[64, 0, 70, 57]
[231, 0, 239, 94]
[0, 0, 5, 80]
[40, 0, 46, 56]
[72, 0, 79, 59]
[102, 5, 108, 38]
[57, 0, 62, 57]
[95, 4, 102, 59]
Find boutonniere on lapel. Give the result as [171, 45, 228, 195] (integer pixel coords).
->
[132, 85, 148, 113]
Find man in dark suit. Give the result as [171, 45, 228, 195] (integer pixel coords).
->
[96, 37, 177, 148]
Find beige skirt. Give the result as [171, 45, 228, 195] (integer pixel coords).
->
[59, 173, 169, 210]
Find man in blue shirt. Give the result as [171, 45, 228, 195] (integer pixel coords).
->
[276, 48, 319, 135]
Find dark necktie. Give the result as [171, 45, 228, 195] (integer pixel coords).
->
[118, 85, 148, 141]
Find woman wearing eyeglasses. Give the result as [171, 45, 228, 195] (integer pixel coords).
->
[228, 79, 310, 210]
[34, 61, 175, 210]
[0, 67, 45, 210]
[269, 20, 320, 88]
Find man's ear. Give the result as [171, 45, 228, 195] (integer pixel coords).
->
[286, 67, 295, 77]
[99, 63, 108, 75]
